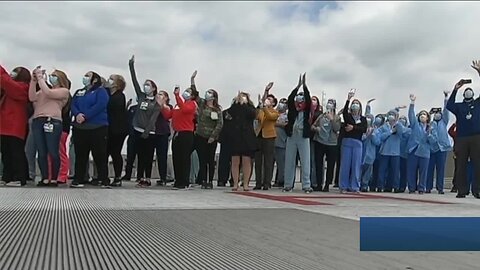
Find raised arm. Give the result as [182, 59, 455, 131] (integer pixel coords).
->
[408, 94, 418, 129]
[447, 80, 464, 115]
[365, 98, 375, 115]
[442, 91, 450, 125]
[38, 79, 69, 100]
[29, 81, 38, 102]
[287, 74, 302, 110]
[302, 73, 312, 108]
[128, 55, 144, 98]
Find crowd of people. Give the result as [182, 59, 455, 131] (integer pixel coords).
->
[0, 57, 479, 198]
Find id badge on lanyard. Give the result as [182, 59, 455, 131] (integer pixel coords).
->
[140, 101, 149, 111]
[43, 121, 54, 133]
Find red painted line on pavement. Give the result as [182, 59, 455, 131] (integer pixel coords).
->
[233, 192, 333, 206]
[232, 192, 454, 205]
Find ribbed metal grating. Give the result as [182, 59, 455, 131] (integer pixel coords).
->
[0, 190, 324, 270]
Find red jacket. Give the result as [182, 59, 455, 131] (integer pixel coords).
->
[0, 66, 29, 140]
[171, 93, 197, 132]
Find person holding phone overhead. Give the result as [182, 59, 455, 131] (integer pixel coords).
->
[29, 67, 70, 187]
[446, 60, 480, 198]
[426, 91, 452, 194]
[339, 89, 367, 193]
[171, 71, 198, 190]
[128, 55, 161, 187]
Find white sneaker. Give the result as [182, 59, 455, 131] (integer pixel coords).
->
[6, 181, 23, 187]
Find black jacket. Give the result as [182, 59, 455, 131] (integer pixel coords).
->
[285, 84, 312, 138]
[107, 90, 128, 135]
[342, 100, 367, 141]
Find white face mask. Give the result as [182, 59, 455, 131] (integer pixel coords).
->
[205, 92, 214, 101]
[144, 85, 152, 95]
[351, 103, 360, 112]
[295, 95, 304, 103]
[464, 89, 474, 100]
[326, 103, 334, 110]
[419, 115, 427, 123]
[277, 103, 287, 112]
[387, 115, 395, 122]
[10, 71, 18, 78]
[108, 79, 114, 86]
[182, 91, 191, 100]
[434, 113, 442, 121]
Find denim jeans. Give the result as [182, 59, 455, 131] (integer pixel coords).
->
[32, 117, 62, 180]
[284, 132, 311, 190]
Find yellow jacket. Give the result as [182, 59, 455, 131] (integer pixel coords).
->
[255, 107, 280, 138]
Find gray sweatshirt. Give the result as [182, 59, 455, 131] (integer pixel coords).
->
[312, 113, 341, 146]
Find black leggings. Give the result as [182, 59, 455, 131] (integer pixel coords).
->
[154, 134, 170, 182]
[73, 127, 109, 185]
[314, 141, 338, 188]
[134, 131, 155, 180]
[172, 131, 194, 188]
[195, 135, 218, 184]
[0, 135, 27, 184]
[107, 132, 127, 178]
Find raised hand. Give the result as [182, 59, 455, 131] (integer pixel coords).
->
[191, 70, 197, 79]
[174, 85, 180, 95]
[396, 105, 407, 110]
[443, 90, 450, 98]
[126, 99, 133, 108]
[302, 73, 306, 85]
[409, 94, 416, 102]
[454, 80, 464, 90]
[367, 98, 376, 104]
[347, 89, 356, 100]
[471, 60, 480, 73]
[297, 74, 302, 88]
[258, 94, 262, 105]
[265, 82, 274, 92]
[129, 55, 135, 65]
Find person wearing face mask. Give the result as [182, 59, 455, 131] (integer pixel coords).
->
[360, 113, 381, 192]
[70, 71, 110, 188]
[104, 74, 128, 187]
[311, 99, 341, 192]
[406, 94, 437, 194]
[229, 91, 257, 191]
[217, 99, 236, 187]
[122, 99, 139, 181]
[273, 98, 288, 188]
[426, 91, 452, 194]
[446, 61, 480, 198]
[153, 91, 173, 186]
[0, 65, 31, 187]
[28, 67, 70, 187]
[283, 73, 313, 193]
[253, 83, 279, 191]
[128, 55, 162, 187]
[369, 114, 385, 191]
[376, 107, 406, 193]
[194, 84, 223, 189]
[398, 115, 411, 193]
[308, 95, 322, 190]
[171, 71, 199, 190]
[339, 89, 367, 193]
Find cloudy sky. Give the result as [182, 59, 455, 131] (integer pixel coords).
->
[1, 1, 479, 116]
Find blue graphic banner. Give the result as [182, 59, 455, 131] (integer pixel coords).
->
[360, 217, 480, 251]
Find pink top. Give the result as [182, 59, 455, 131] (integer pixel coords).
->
[29, 79, 69, 121]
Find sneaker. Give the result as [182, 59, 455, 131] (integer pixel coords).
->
[438, 190, 445, 195]
[282, 187, 292, 192]
[253, 186, 262, 190]
[262, 186, 269, 191]
[303, 188, 313, 194]
[89, 179, 101, 186]
[6, 181, 23, 187]
[70, 182, 85, 188]
[0, 181, 6, 186]
[101, 185, 112, 189]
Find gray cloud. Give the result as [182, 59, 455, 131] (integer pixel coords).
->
[1, 1, 479, 117]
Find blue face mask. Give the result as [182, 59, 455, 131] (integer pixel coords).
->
[143, 85, 152, 95]
[82, 76, 90, 86]
[387, 115, 395, 122]
[277, 103, 287, 112]
[49, 75, 58, 86]
[374, 117, 383, 126]
[182, 91, 191, 101]
[350, 103, 360, 112]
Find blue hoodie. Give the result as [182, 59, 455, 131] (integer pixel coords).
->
[430, 99, 452, 153]
[406, 104, 436, 159]
[71, 86, 110, 128]
[362, 126, 381, 165]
